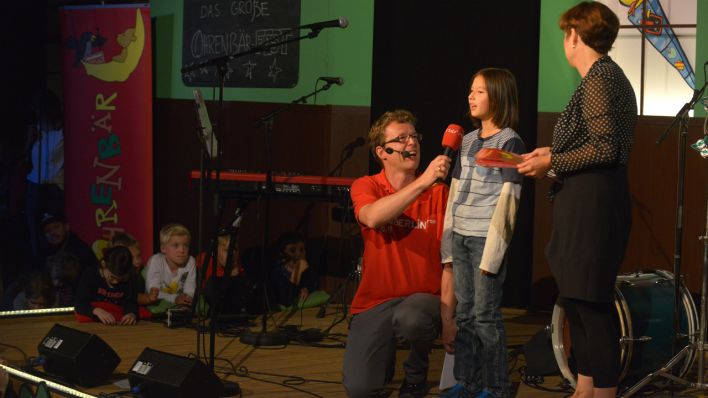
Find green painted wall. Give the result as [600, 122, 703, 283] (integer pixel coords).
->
[537, 0, 583, 112]
[697, 0, 708, 117]
[150, 0, 373, 106]
[538, 0, 707, 116]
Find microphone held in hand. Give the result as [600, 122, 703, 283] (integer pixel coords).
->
[385, 147, 412, 158]
[319, 76, 344, 85]
[441, 124, 464, 157]
[299, 17, 349, 30]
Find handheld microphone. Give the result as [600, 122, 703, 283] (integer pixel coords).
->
[299, 17, 349, 30]
[441, 124, 464, 157]
[385, 147, 412, 158]
[319, 76, 344, 85]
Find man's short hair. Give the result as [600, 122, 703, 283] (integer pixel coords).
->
[368, 110, 417, 165]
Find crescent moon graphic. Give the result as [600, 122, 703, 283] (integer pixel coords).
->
[82, 9, 145, 82]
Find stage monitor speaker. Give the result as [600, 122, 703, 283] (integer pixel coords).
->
[523, 326, 560, 377]
[37, 323, 121, 387]
[128, 348, 224, 398]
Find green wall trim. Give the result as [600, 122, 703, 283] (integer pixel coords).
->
[537, 0, 582, 113]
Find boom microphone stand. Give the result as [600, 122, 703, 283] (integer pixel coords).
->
[239, 81, 342, 347]
[180, 22, 345, 359]
[621, 82, 707, 397]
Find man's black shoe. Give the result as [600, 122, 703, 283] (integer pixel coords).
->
[398, 378, 428, 398]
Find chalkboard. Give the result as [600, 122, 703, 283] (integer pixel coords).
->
[182, 0, 301, 88]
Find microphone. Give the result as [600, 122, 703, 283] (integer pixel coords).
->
[319, 76, 344, 85]
[343, 137, 365, 152]
[299, 17, 349, 30]
[441, 124, 464, 157]
[385, 147, 412, 158]
[231, 207, 244, 229]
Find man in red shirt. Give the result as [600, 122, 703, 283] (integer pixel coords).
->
[342, 110, 455, 398]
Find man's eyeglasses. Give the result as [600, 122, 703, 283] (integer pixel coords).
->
[383, 133, 423, 145]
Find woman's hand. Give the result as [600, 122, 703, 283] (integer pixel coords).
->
[517, 147, 552, 179]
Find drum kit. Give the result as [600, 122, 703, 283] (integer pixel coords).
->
[549, 206, 708, 396]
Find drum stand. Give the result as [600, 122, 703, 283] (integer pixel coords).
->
[621, 200, 708, 397]
[620, 75, 707, 396]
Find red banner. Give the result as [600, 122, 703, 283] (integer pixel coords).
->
[61, 5, 153, 262]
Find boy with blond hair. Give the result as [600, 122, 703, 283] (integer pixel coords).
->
[145, 223, 196, 307]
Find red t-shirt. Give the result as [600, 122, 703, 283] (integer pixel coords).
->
[196, 252, 246, 286]
[350, 170, 449, 314]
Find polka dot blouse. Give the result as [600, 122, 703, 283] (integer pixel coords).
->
[551, 56, 637, 175]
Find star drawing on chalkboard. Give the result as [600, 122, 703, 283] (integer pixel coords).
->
[242, 60, 257, 80]
[268, 58, 283, 83]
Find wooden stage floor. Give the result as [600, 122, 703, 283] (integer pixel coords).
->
[2, 307, 708, 397]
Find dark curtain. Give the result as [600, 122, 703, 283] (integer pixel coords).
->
[371, 0, 541, 307]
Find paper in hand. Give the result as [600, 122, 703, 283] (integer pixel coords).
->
[475, 148, 523, 168]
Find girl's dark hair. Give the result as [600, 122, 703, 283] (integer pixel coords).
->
[103, 246, 134, 278]
[469, 68, 519, 131]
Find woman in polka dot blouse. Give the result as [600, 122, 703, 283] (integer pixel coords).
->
[517, 2, 637, 397]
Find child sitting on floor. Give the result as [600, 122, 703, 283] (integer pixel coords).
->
[74, 246, 138, 325]
[110, 232, 157, 309]
[46, 251, 80, 307]
[198, 233, 256, 316]
[270, 232, 328, 310]
[13, 272, 55, 310]
[145, 223, 196, 313]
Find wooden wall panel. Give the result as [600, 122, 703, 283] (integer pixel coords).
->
[153, 99, 370, 277]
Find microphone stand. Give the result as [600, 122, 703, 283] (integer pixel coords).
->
[621, 81, 707, 397]
[239, 82, 340, 347]
[180, 26, 334, 372]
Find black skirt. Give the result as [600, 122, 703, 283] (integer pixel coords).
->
[545, 166, 631, 303]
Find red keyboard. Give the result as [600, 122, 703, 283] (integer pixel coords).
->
[190, 171, 355, 202]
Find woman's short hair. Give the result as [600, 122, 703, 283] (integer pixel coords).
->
[559, 1, 619, 54]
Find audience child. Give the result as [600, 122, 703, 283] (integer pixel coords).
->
[74, 246, 138, 325]
[110, 232, 157, 307]
[198, 233, 254, 315]
[145, 223, 196, 310]
[270, 232, 327, 309]
[46, 251, 80, 307]
[12, 272, 54, 310]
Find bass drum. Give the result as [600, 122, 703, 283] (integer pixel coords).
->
[551, 270, 698, 387]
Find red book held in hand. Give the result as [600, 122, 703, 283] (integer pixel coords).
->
[475, 148, 523, 168]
